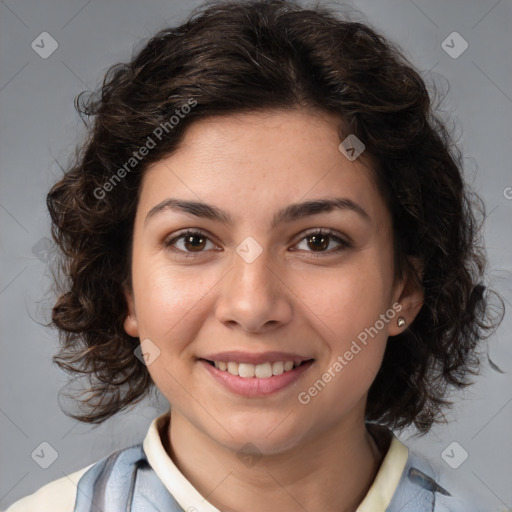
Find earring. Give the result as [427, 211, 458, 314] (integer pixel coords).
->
[397, 317, 406, 328]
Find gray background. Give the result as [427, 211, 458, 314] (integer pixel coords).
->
[1, 0, 511, 510]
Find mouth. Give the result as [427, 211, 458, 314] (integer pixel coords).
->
[198, 357, 315, 397]
[200, 358, 314, 378]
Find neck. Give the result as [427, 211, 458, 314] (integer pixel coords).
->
[162, 409, 388, 512]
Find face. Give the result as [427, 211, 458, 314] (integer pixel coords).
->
[124, 109, 423, 455]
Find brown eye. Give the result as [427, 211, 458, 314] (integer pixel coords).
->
[294, 229, 351, 256]
[182, 233, 207, 251]
[306, 233, 330, 252]
[164, 230, 216, 256]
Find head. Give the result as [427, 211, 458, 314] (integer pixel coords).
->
[47, 0, 502, 438]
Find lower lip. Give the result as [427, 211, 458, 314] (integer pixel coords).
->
[199, 359, 315, 397]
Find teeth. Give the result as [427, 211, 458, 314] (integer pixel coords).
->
[255, 362, 273, 378]
[227, 361, 238, 376]
[212, 360, 302, 378]
[239, 363, 255, 378]
[272, 361, 284, 376]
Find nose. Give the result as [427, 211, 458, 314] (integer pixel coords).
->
[214, 244, 293, 333]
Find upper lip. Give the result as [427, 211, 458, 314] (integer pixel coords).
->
[200, 351, 314, 365]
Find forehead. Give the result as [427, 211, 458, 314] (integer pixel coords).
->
[138, 109, 388, 229]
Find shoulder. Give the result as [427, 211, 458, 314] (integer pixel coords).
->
[388, 448, 485, 512]
[365, 423, 485, 512]
[4, 444, 145, 512]
[4, 465, 93, 512]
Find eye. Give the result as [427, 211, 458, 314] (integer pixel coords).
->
[293, 229, 351, 256]
[163, 230, 218, 257]
[163, 228, 351, 258]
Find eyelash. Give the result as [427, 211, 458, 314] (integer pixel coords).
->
[163, 228, 351, 258]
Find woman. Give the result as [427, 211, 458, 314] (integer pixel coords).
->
[6, 0, 503, 510]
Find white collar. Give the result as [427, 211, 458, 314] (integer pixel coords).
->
[143, 411, 409, 512]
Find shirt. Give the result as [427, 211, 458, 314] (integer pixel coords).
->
[5, 411, 481, 511]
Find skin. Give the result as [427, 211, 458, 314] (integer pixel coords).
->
[124, 109, 424, 512]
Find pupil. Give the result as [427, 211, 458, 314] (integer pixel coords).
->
[185, 234, 205, 251]
[309, 234, 328, 251]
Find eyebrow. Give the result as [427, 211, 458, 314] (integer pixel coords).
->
[144, 197, 371, 228]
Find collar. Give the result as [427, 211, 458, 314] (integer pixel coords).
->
[143, 411, 409, 512]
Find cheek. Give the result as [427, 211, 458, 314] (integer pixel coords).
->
[132, 262, 214, 391]
[132, 256, 212, 342]
[305, 271, 391, 409]
[298, 262, 392, 342]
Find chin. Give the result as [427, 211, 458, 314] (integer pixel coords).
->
[215, 420, 305, 456]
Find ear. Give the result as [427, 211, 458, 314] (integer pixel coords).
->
[388, 256, 424, 336]
[123, 284, 140, 338]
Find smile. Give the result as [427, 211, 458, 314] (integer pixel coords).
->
[208, 360, 303, 378]
[199, 358, 315, 397]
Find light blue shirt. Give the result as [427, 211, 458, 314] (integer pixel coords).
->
[72, 441, 480, 511]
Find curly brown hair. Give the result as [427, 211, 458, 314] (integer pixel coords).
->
[47, 0, 503, 433]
